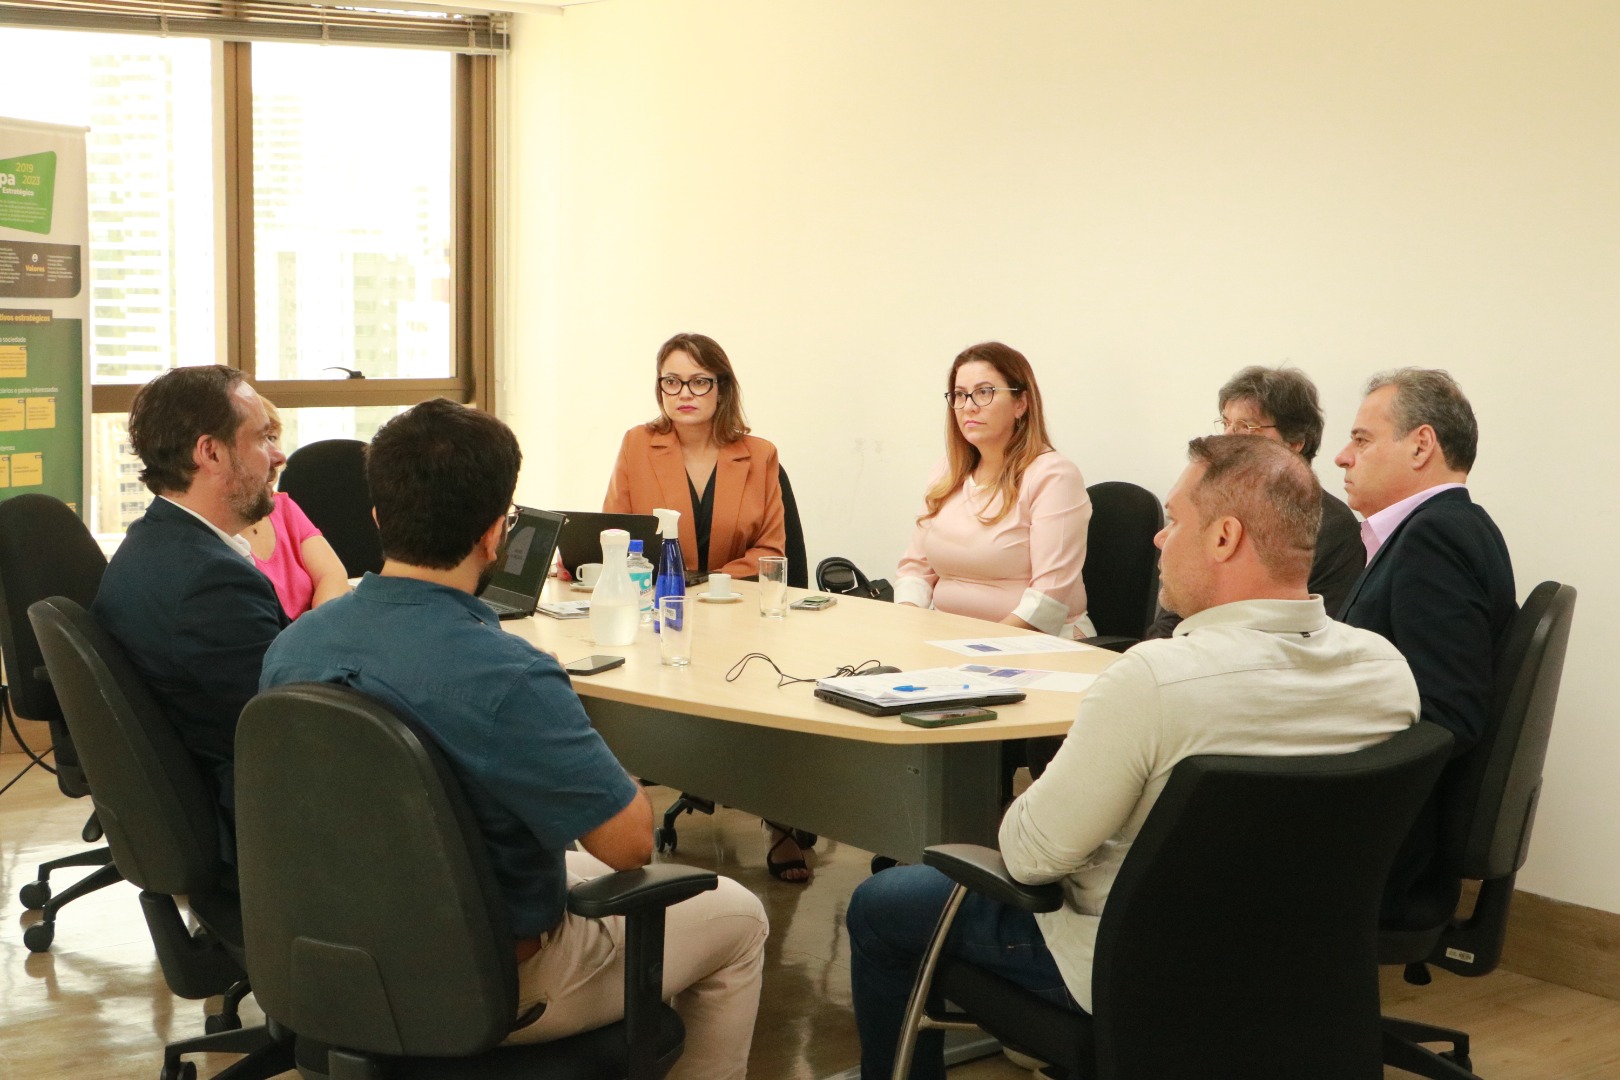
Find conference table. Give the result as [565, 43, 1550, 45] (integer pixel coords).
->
[506, 579, 1120, 862]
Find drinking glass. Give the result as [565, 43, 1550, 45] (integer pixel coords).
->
[660, 595, 692, 666]
[758, 556, 789, 619]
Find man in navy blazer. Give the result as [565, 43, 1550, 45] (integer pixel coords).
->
[92, 366, 288, 854]
[1334, 368, 1516, 927]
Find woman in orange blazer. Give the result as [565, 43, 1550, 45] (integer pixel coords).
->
[604, 333, 811, 882]
[604, 332, 786, 579]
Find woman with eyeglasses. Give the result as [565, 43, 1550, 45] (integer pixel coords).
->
[895, 342, 1094, 638]
[604, 333, 805, 880]
[604, 332, 786, 579]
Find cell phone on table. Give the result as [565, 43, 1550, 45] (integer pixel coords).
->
[790, 594, 837, 611]
[900, 706, 996, 728]
[564, 654, 626, 677]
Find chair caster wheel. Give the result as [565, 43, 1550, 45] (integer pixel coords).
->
[24, 922, 55, 952]
[19, 880, 51, 909]
[205, 1012, 242, 1034]
[654, 827, 677, 854]
[160, 1060, 198, 1080]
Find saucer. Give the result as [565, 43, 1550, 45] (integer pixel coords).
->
[569, 582, 596, 593]
[696, 592, 743, 604]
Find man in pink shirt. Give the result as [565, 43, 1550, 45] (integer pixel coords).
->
[1334, 368, 1516, 928]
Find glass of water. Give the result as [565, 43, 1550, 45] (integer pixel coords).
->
[660, 595, 692, 667]
[758, 556, 789, 619]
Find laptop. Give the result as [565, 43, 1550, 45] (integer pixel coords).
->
[477, 507, 566, 620]
[555, 511, 661, 579]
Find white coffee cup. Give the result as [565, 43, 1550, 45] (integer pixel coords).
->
[575, 562, 603, 587]
[707, 572, 734, 598]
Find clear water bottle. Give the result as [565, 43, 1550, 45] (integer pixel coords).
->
[589, 528, 640, 646]
[626, 539, 655, 624]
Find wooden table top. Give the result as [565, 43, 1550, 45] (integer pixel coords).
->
[504, 578, 1119, 745]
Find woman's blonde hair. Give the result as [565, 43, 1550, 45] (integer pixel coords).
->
[920, 342, 1053, 527]
[647, 333, 751, 447]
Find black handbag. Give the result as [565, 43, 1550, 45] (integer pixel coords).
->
[814, 556, 894, 603]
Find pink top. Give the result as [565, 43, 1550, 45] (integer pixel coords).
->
[252, 492, 324, 621]
[896, 451, 1094, 638]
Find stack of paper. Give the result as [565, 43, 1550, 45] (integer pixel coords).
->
[814, 667, 1011, 708]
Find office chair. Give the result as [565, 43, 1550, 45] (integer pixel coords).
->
[0, 494, 125, 953]
[236, 682, 715, 1080]
[779, 464, 809, 589]
[29, 596, 294, 1080]
[1380, 580, 1576, 1079]
[892, 722, 1453, 1080]
[1024, 481, 1164, 782]
[278, 438, 383, 577]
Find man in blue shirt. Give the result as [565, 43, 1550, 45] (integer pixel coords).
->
[261, 399, 766, 1080]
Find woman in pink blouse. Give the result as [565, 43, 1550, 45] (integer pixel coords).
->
[242, 401, 350, 621]
[896, 342, 1094, 638]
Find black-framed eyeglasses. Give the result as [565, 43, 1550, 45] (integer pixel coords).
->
[658, 374, 718, 397]
[945, 386, 1021, 410]
[1213, 418, 1279, 436]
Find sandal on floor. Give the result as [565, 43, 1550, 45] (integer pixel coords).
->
[766, 829, 812, 884]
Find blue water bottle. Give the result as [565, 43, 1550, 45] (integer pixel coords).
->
[652, 507, 685, 634]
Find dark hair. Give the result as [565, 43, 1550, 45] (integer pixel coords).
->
[1366, 368, 1478, 472]
[367, 399, 523, 570]
[1217, 365, 1326, 461]
[648, 332, 751, 446]
[128, 365, 247, 495]
[921, 342, 1053, 528]
[1186, 435, 1321, 584]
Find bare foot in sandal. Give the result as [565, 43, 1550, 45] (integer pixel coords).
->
[766, 825, 812, 883]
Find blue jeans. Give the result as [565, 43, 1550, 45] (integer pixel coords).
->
[846, 864, 1083, 1080]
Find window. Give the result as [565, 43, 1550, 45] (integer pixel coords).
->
[0, 7, 499, 537]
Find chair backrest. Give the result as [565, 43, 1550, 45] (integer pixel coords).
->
[0, 495, 107, 796]
[1444, 580, 1575, 880]
[236, 682, 518, 1057]
[1091, 722, 1453, 1079]
[1081, 481, 1162, 640]
[277, 438, 383, 577]
[778, 464, 809, 588]
[28, 596, 224, 897]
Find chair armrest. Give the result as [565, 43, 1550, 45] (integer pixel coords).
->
[922, 844, 1063, 913]
[567, 864, 718, 919]
[1080, 635, 1139, 654]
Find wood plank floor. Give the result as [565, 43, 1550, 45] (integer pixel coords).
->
[3, 752, 1618, 1079]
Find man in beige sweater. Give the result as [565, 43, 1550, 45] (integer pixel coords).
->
[848, 435, 1420, 1080]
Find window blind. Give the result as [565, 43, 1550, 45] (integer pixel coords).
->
[0, 1, 509, 53]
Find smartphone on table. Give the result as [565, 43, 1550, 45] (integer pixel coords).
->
[564, 654, 626, 676]
[790, 594, 838, 611]
[900, 706, 996, 728]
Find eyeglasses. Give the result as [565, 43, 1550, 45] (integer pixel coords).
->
[504, 505, 520, 531]
[945, 386, 1021, 409]
[1213, 418, 1279, 436]
[658, 375, 717, 397]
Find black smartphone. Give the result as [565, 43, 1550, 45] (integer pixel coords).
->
[564, 654, 626, 676]
[900, 706, 996, 728]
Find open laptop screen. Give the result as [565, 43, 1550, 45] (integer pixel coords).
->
[479, 507, 565, 615]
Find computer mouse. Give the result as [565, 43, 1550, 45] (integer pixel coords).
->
[868, 665, 901, 675]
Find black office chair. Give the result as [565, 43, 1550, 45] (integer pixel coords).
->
[892, 722, 1453, 1080]
[0, 494, 125, 953]
[30, 596, 293, 1080]
[779, 464, 809, 589]
[1380, 580, 1576, 1079]
[1077, 481, 1163, 652]
[278, 438, 383, 577]
[236, 682, 716, 1080]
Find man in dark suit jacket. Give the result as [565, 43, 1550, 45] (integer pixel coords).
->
[1334, 368, 1516, 927]
[92, 366, 288, 852]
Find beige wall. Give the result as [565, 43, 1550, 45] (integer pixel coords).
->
[502, 1, 1620, 912]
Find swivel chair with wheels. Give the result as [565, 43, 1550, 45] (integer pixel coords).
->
[0, 493, 124, 952]
[1380, 580, 1577, 1079]
[30, 596, 293, 1080]
[237, 682, 717, 1080]
[893, 722, 1453, 1080]
[278, 438, 383, 577]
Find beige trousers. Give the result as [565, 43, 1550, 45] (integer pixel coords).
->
[505, 850, 768, 1080]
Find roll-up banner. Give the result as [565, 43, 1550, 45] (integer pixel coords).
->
[0, 117, 88, 514]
